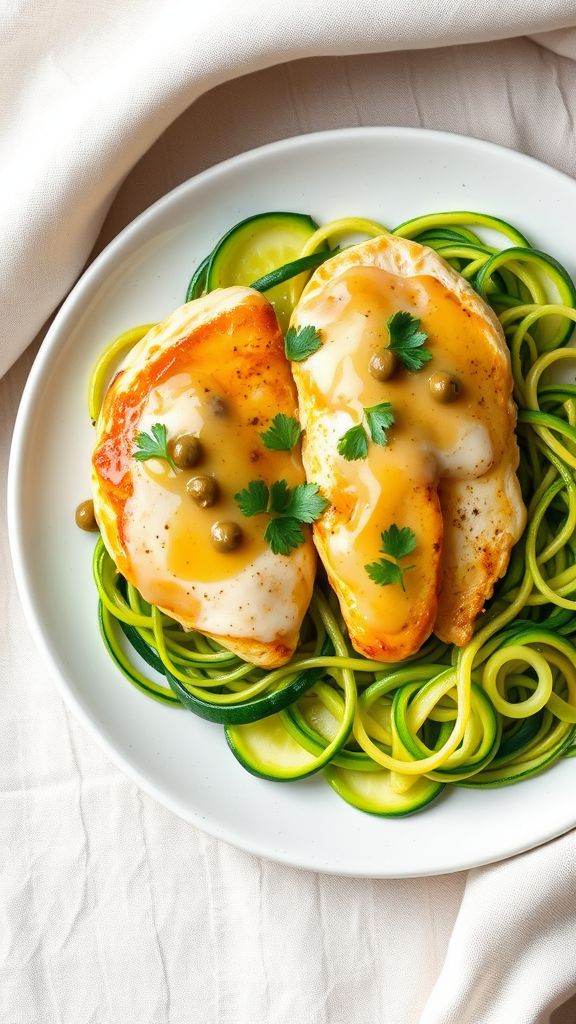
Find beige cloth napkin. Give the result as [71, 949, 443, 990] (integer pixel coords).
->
[2, 0, 576, 378]
[3, 4, 576, 1024]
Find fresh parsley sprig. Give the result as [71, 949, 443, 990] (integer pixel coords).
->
[259, 414, 302, 452]
[365, 523, 416, 591]
[234, 478, 329, 555]
[337, 424, 369, 462]
[133, 422, 176, 471]
[365, 402, 395, 445]
[381, 523, 417, 559]
[386, 311, 431, 372]
[283, 482, 329, 522]
[365, 560, 407, 589]
[265, 517, 305, 556]
[284, 324, 323, 362]
[337, 402, 395, 461]
[235, 479, 270, 517]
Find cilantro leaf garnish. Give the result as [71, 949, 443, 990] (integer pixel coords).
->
[133, 422, 176, 471]
[259, 414, 302, 451]
[285, 324, 323, 362]
[265, 517, 305, 556]
[234, 479, 269, 517]
[381, 523, 417, 559]
[337, 424, 369, 461]
[235, 478, 328, 556]
[284, 483, 329, 523]
[386, 311, 431, 372]
[365, 523, 417, 591]
[364, 402, 395, 446]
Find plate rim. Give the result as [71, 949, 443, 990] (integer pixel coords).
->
[8, 125, 576, 877]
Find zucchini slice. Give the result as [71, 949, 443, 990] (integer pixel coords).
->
[225, 713, 325, 781]
[225, 698, 382, 782]
[281, 697, 380, 772]
[325, 765, 444, 817]
[205, 212, 320, 330]
[185, 253, 211, 302]
[225, 670, 356, 780]
[165, 663, 322, 725]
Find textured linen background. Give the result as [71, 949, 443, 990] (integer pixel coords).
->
[3, 6, 576, 1023]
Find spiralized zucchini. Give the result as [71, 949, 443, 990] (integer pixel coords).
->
[89, 209, 576, 815]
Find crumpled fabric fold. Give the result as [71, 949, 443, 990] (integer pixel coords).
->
[1, 0, 576, 376]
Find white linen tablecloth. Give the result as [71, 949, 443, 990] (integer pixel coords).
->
[3, 5, 576, 1022]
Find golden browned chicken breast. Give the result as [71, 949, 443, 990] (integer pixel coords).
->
[290, 234, 526, 660]
[92, 286, 316, 668]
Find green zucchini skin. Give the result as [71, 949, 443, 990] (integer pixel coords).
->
[250, 250, 335, 293]
[185, 253, 211, 302]
[224, 677, 357, 781]
[225, 713, 328, 782]
[281, 705, 376, 771]
[205, 211, 318, 287]
[325, 765, 444, 817]
[393, 210, 530, 247]
[185, 211, 321, 330]
[166, 637, 334, 726]
[98, 604, 180, 706]
[166, 665, 322, 725]
[457, 728, 575, 788]
[119, 619, 165, 674]
[392, 682, 501, 783]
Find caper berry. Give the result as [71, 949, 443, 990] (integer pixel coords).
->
[211, 520, 243, 552]
[169, 433, 202, 469]
[75, 499, 99, 532]
[187, 474, 219, 508]
[429, 371, 460, 403]
[369, 349, 397, 382]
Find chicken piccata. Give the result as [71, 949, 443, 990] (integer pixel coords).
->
[290, 234, 526, 660]
[92, 287, 316, 668]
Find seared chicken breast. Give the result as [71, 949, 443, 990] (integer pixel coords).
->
[291, 234, 526, 660]
[92, 287, 315, 668]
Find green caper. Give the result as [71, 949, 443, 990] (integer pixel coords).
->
[369, 349, 397, 381]
[211, 520, 243, 552]
[429, 371, 460, 403]
[187, 474, 219, 508]
[169, 433, 202, 469]
[75, 499, 99, 532]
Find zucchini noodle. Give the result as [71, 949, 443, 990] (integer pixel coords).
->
[89, 209, 576, 815]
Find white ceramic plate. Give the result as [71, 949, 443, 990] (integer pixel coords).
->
[8, 128, 576, 877]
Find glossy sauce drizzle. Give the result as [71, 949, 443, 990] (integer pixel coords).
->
[296, 265, 509, 641]
[129, 370, 304, 586]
